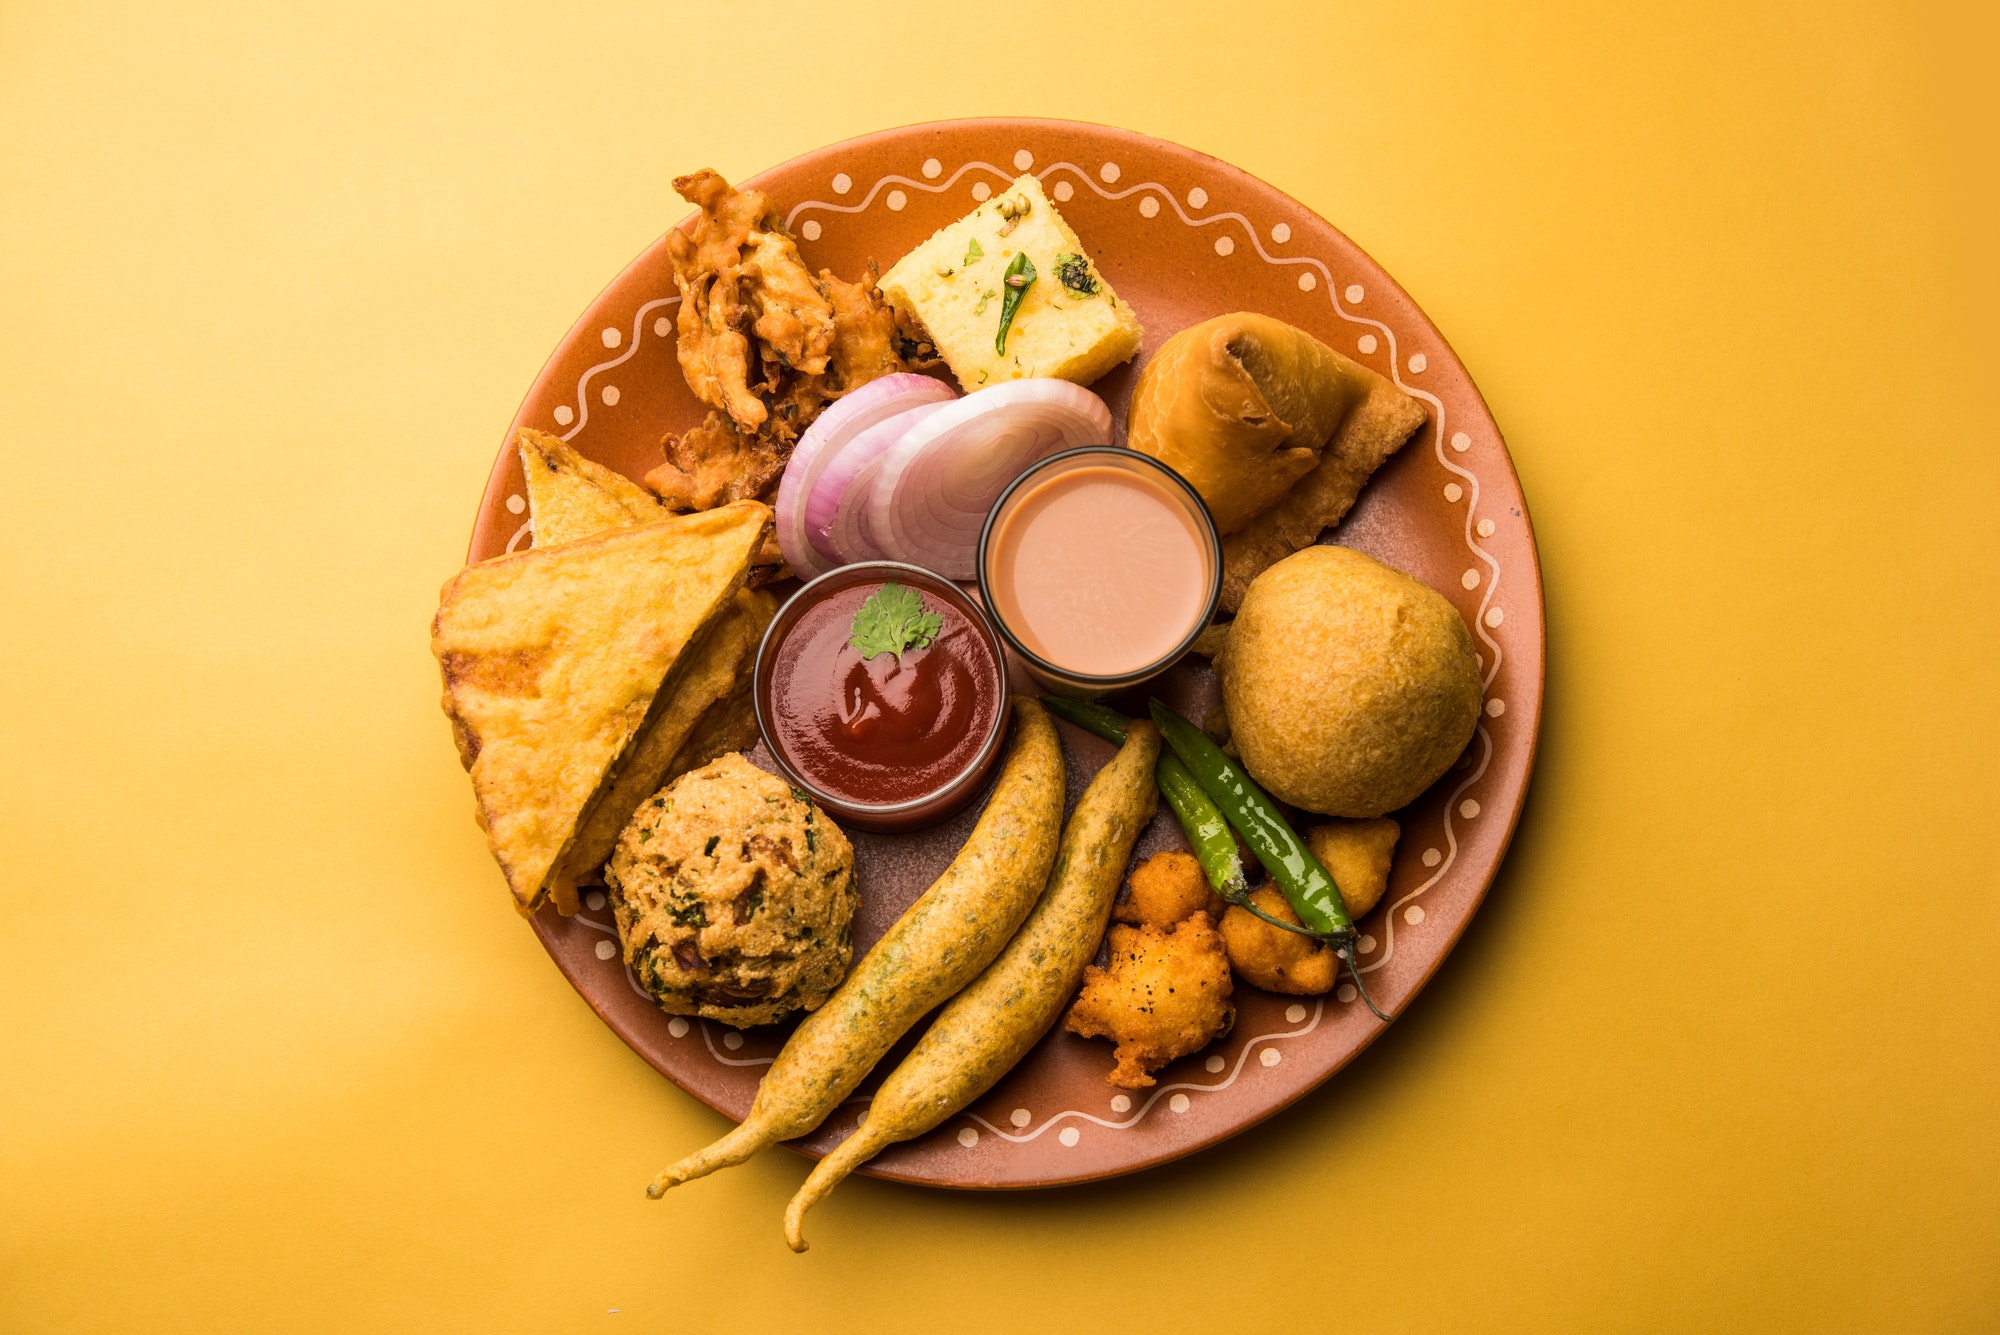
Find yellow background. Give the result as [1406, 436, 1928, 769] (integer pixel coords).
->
[4, 2, 1995, 1329]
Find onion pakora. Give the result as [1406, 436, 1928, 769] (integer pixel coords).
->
[652, 169, 938, 580]
[1113, 850, 1224, 928]
[1066, 916, 1234, 1088]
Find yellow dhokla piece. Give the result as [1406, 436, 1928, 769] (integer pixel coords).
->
[878, 174, 1142, 388]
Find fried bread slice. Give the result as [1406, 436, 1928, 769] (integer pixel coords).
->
[546, 585, 778, 909]
[433, 501, 770, 914]
[518, 427, 669, 548]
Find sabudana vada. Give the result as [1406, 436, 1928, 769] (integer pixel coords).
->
[1217, 546, 1481, 817]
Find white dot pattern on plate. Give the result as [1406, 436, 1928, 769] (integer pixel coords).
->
[1110, 1094, 1131, 1113]
[831, 173, 852, 194]
[654, 316, 671, 337]
[972, 181, 992, 201]
[887, 189, 908, 211]
[722, 1030, 743, 1050]
[1423, 847, 1442, 867]
[1297, 271, 1316, 291]
[1451, 431, 1472, 452]
[667, 1017, 689, 1038]
[600, 326, 621, 349]
[1487, 698, 1507, 717]
[856, 1108, 867, 1123]
[1053, 180, 1073, 202]
[1014, 149, 1034, 170]
[600, 385, 619, 406]
[1138, 195, 1159, 217]
[1100, 162, 1120, 183]
[1286, 1003, 1308, 1023]
[1059, 1127, 1080, 1147]
[1205, 1055, 1225, 1073]
[1462, 569, 1481, 589]
[1213, 236, 1234, 256]
[505, 494, 525, 515]
[957, 1126, 978, 1147]
[922, 157, 942, 178]
[593, 939, 616, 960]
[1344, 283, 1365, 303]
[1271, 222, 1290, 243]
[1260, 1048, 1282, 1067]
[1337, 984, 1358, 1003]
[1406, 905, 1427, 925]
[553, 404, 574, 426]
[585, 890, 606, 911]
[1187, 186, 1208, 208]
[1010, 1108, 1031, 1128]
[1359, 934, 1378, 954]
[1444, 482, 1463, 502]
[1478, 518, 1497, 537]
[800, 219, 822, 241]
[1358, 333, 1378, 354]
[1460, 799, 1482, 819]
[1408, 353, 1428, 373]
[1169, 1093, 1191, 1113]
[1485, 607, 1505, 628]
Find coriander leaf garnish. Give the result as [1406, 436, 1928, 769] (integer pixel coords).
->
[849, 581, 944, 660]
[964, 238, 984, 265]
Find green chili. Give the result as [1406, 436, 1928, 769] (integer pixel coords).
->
[995, 251, 1036, 354]
[1038, 695, 1131, 744]
[1040, 697, 1252, 904]
[1149, 699, 1389, 1021]
[1155, 752, 1250, 900]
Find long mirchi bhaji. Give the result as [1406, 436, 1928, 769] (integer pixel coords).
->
[646, 697, 1065, 1198]
[780, 721, 1161, 1251]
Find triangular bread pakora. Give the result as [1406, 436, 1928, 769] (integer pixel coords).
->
[546, 584, 776, 908]
[433, 501, 769, 914]
[518, 434, 776, 910]
[518, 427, 670, 547]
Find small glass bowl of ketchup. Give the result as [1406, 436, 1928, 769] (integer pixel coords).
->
[978, 446, 1223, 696]
[753, 562, 1010, 833]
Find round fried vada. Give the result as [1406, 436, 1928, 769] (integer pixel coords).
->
[606, 753, 857, 1027]
[1218, 546, 1481, 817]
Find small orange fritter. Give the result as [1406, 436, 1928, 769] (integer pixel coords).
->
[1065, 917, 1234, 1088]
[1219, 886, 1339, 995]
[1304, 816, 1400, 920]
[1113, 850, 1226, 928]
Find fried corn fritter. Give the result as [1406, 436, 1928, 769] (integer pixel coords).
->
[1219, 817, 1399, 994]
[1113, 849, 1226, 928]
[1218, 886, 1340, 995]
[654, 170, 938, 583]
[1066, 916, 1235, 1088]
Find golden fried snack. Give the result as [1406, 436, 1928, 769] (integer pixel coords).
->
[1113, 850, 1225, 928]
[518, 428, 667, 546]
[1066, 917, 1235, 1088]
[1219, 886, 1339, 995]
[1305, 817, 1400, 921]
[782, 722, 1160, 1251]
[431, 504, 767, 914]
[1218, 545, 1482, 817]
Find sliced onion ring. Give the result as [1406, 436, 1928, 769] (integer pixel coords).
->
[814, 400, 955, 565]
[773, 373, 956, 577]
[865, 380, 1113, 579]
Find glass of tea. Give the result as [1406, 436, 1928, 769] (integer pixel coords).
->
[977, 447, 1222, 696]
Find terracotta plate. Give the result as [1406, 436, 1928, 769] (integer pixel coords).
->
[467, 118, 1544, 1189]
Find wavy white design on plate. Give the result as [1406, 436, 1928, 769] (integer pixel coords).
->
[958, 1000, 1324, 1144]
[558, 296, 679, 443]
[561, 144, 1520, 1144]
